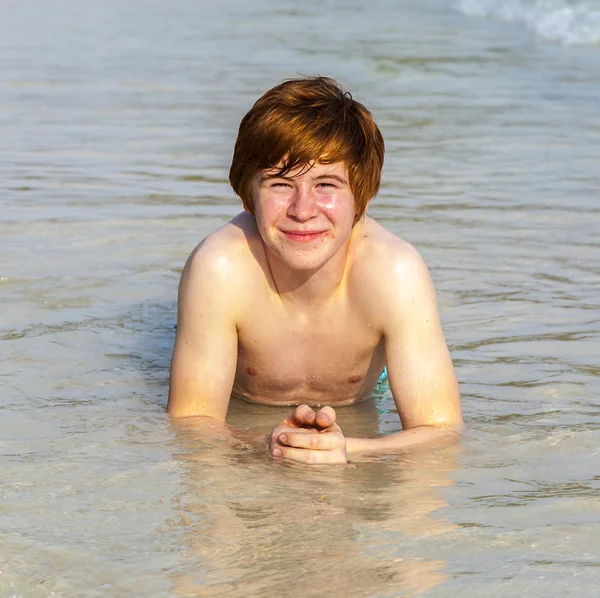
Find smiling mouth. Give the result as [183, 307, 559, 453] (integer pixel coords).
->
[280, 230, 327, 243]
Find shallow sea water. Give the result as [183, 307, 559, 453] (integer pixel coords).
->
[1, 0, 599, 596]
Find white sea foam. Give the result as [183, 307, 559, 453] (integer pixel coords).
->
[455, 0, 600, 44]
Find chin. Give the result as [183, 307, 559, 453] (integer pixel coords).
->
[283, 256, 328, 271]
[272, 248, 332, 271]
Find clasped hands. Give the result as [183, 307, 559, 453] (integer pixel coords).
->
[268, 404, 347, 465]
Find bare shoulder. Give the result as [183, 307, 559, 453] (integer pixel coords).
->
[349, 218, 438, 334]
[182, 212, 260, 290]
[176, 213, 265, 328]
[351, 217, 431, 291]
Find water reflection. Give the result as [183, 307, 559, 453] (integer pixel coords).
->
[166, 401, 460, 597]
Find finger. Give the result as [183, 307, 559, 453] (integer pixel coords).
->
[272, 427, 312, 447]
[289, 404, 316, 428]
[274, 445, 347, 465]
[279, 431, 343, 451]
[315, 406, 336, 429]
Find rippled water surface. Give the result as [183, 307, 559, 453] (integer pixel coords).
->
[2, 0, 599, 596]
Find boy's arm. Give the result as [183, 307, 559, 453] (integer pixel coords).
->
[272, 244, 462, 463]
[167, 242, 238, 421]
[345, 245, 463, 455]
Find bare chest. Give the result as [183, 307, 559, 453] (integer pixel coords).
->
[232, 303, 385, 407]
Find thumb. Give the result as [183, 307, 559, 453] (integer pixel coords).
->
[315, 406, 336, 430]
[289, 404, 317, 428]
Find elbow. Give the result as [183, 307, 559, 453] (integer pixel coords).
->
[166, 405, 190, 419]
[414, 417, 464, 439]
[434, 419, 465, 441]
[166, 395, 179, 416]
[166, 399, 197, 419]
[454, 419, 467, 434]
[166, 404, 183, 417]
[167, 403, 206, 419]
[441, 413, 465, 431]
[439, 416, 466, 435]
[166, 398, 225, 423]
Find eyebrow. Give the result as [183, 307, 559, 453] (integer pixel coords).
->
[313, 173, 348, 184]
[260, 173, 348, 184]
[259, 174, 294, 183]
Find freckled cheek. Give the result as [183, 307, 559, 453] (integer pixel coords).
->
[255, 202, 287, 230]
[318, 196, 340, 211]
[318, 198, 356, 225]
[261, 197, 291, 219]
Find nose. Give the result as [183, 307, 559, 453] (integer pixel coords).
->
[287, 185, 318, 222]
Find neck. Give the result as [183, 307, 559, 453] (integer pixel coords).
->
[265, 237, 352, 308]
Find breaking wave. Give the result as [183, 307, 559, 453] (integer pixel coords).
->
[455, 0, 600, 44]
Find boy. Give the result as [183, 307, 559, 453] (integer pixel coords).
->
[167, 76, 463, 464]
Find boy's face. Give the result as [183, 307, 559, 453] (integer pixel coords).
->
[250, 161, 356, 271]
